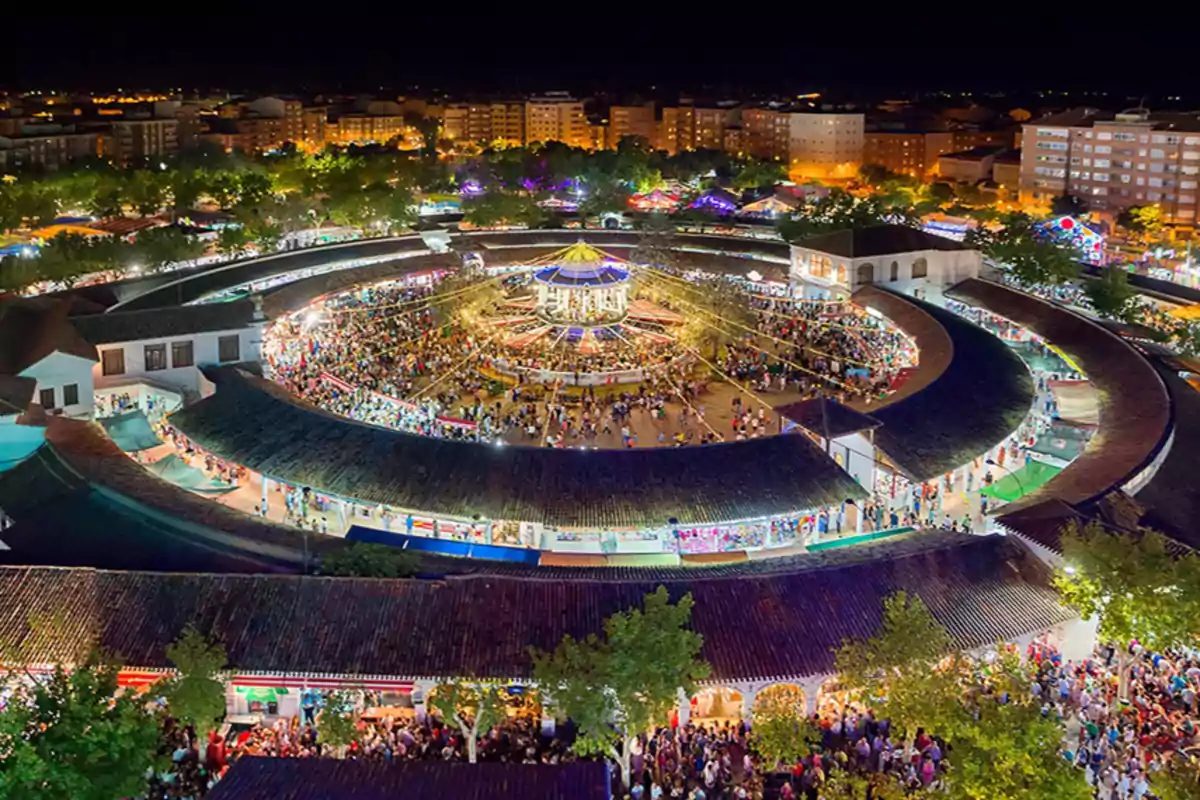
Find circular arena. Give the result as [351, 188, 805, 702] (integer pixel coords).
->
[0, 224, 1183, 728]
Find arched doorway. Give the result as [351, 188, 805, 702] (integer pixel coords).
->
[889, 261, 899, 282]
[816, 678, 867, 722]
[911, 257, 928, 279]
[691, 687, 744, 722]
[752, 683, 807, 723]
[856, 263, 875, 285]
[836, 264, 848, 285]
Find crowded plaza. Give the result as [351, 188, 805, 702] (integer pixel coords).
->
[261, 244, 917, 451]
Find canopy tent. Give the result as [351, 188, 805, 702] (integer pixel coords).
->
[0, 425, 46, 473]
[98, 411, 161, 452]
[1027, 421, 1093, 467]
[1169, 303, 1200, 321]
[144, 453, 236, 495]
[981, 461, 1063, 503]
[1049, 380, 1100, 428]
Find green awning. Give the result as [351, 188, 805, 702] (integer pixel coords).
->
[981, 461, 1062, 503]
[99, 411, 161, 452]
[145, 453, 236, 495]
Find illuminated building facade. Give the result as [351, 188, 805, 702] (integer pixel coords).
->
[608, 103, 655, 148]
[525, 93, 588, 148]
[1019, 108, 1200, 224]
[788, 112, 864, 181]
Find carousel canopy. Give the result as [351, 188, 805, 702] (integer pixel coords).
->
[528, 240, 631, 288]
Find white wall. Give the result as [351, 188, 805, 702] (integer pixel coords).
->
[20, 351, 96, 419]
[93, 327, 261, 396]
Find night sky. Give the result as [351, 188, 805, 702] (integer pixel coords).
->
[6, 11, 1200, 97]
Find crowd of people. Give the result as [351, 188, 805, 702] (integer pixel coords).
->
[146, 639, 1200, 799]
[263, 270, 911, 451]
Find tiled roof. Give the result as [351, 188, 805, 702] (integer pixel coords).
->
[0, 418, 311, 573]
[70, 299, 259, 345]
[774, 397, 882, 439]
[207, 758, 611, 800]
[946, 279, 1171, 511]
[0, 299, 98, 375]
[859, 287, 1034, 481]
[170, 367, 868, 529]
[790, 225, 968, 258]
[0, 535, 1073, 682]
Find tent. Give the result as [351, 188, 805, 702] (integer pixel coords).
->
[981, 461, 1063, 503]
[1027, 421, 1093, 466]
[99, 411, 161, 452]
[144, 454, 236, 495]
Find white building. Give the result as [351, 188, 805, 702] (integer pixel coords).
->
[0, 301, 99, 420]
[788, 112, 865, 181]
[788, 224, 981, 302]
[71, 299, 266, 405]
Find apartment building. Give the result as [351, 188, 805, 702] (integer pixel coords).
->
[788, 112, 865, 180]
[443, 103, 493, 143]
[106, 118, 178, 165]
[656, 105, 695, 155]
[742, 108, 790, 162]
[694, 107, 731, 151]
[0, 128, 102, 171]
[608, 103, 655, 148]
[525, 93, 588, 148]
[861, 128, 1015, 181]
[1020, 108, 1200, 223]
[333, 114, 408, 146]
[489, 102, 525, 147]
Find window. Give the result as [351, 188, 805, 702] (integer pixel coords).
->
[1151, 148, 1166, 159]
[171, 340, 194, 368]
[1093, 173, 1111, 182]
[1113, 132, 1137, 142]
[1183, 151, 1200, 161]
[1037, 128, 1069, 138]
[144, 343, 167, 372]
[218, 335, 241, 363]
[101, 349, 125, 376]
[1093, 159, 1111, 168]
[1094, 145, 1112, 154]
[63, 384, 79, 407]
[38, 388, 55, 409]
[1096, 132, 1113, 141]
[1092, 187, 1108, 196]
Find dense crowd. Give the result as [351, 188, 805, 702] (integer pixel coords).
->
[263, 272, 912, 450]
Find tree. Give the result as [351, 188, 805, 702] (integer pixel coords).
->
[1149, 756, 1200, 800]
[1082, 268, 1141, 323]
[948, 652, 1091, 800]
[216, 225, 255, 258]
[429, 682, 506, 763]
[1116, 204, 1164, 243]
[966, 212, 1080, 287]
[320, 542, 422, 578]
[732, 159, 786, 191]
[834, 591, 964, 756]
[463, 191, 547, 229]
[158, 625, 227, 738]
[1055, 521, 1200, 700]
[316, 690, 360, 758]
[531, 586, 710, 789]
[125, 169, 169, 217]
[0, 659, 163, 800]
[750, 689, 820, 770]
[128, 225, 206, 273]
[578, 181, 632, 225]
[1050, 194, 1086, 218]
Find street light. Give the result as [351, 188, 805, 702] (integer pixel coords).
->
[985, 458, 1025, 500]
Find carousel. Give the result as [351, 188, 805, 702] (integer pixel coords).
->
[530, 241, 632, 325]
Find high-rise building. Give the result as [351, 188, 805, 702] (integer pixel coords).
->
[1019, 108, 1200, 223]
[862, 131, 934, 179]
[333, 114, 408, 146]
[787, 112, 864, 180]
[741, 108, 790, 161]
[608, 103, 655, 148]
[525, 93, 587, 148]
[0, 128, 102, 171]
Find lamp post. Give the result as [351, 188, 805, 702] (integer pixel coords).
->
[985, 457, 1025, 501]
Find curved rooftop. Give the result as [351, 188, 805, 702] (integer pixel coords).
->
[946, 278, 1172, 510]
[170, 367, 867, 530]
[853, 285, 1035, 481]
